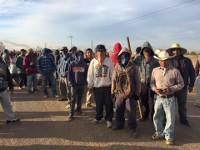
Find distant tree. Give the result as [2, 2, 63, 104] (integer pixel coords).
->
[190, 51, 196, 55]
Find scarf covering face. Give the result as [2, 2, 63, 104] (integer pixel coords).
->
[119, 54, 130, 67]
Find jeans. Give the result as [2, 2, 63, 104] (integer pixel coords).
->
[27, 74, 37, 92]
[69, 85, 84, 117]
[93, 86, 113, 122]
[42, 73, 57, 96]
[195, 76, 200, 104]
[19, 73, 27, 88]
[115, 95, 137, 130]
[59, 77, 71, 100]
[176, 86, 188, 122]
[153, 95, 176, 140]
[0, 89, 15, 120]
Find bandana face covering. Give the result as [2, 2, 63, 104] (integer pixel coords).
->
[121, 54, 129, 65]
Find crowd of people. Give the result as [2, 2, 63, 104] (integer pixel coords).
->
[0, 41, 200, 146]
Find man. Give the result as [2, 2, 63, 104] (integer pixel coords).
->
[134, 41, 159, 121]
[68, 50, 88, 121]
[151, 50, 184, 145]
[16, 49, 27, 89]
[84, 48, 95, 108]
[57, 46, 74, 102]
[23, 48, 38, 93]
[194, 56, 200, 107]
[167, 43, 195, 127]
[0, 49, 20, 123]
[37, 48, 59, 98]
[87, 44, 114, 128]
[111, 47, 141, 138]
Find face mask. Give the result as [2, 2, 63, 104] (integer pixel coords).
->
[64, 50, 68, 55]
[121, 54, 129, 65]
[78, 56, 83, 62]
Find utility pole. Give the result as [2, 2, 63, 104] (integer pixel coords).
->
[91, 40, 93, 50]
[68, 35, 73, 48]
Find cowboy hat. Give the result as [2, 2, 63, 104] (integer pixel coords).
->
[154, 50, 174, 60]
[166, 43, 187, 55]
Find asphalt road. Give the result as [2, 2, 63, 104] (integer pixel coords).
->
[0, 86, 200, 150]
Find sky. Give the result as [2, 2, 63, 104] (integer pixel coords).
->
[0, 0, 200, 52]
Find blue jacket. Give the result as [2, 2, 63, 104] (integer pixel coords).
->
[37, 48, 56, 74]
[68, 55, 88, 87]
[170, 55, 195, 87]
[57, 53, 74, 77]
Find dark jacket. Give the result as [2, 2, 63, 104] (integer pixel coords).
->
[57, 53, 74, 77]
[68, 54, 88, 87]
[134, 41, 159, 86]
[170, 55, 195, 87]
[0, 57, 13, 92]
[37, 48, 56, 74]
[16, 55, 26, 74]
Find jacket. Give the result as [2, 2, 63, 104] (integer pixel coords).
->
[57, 53, 74, 77]
[110, 43, 122, 67]
[16, 55, 26, 74]
[23, 54, 38, 76]
[68, 54, 88, 86]
[170, 55, 195, 87]
[0, 57, 13, 92]
[37, 48, 56, 74]
[112, 57, 141, 97]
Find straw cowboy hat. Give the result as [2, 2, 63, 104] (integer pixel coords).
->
[166, 43, 187, 55]
[154, 50, 174, 60]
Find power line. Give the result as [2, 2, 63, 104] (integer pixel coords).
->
[92, 0, 196, 31]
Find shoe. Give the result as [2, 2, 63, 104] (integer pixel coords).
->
[18, 87, 22, 90]
[43, 95, 48, 98]
[76, 111, 84, 116]
[193, 103, 200, 108]
[33, 89, 39, 93]
[68, 116, 74, 122]
[112, 125, 124, 130]
[7, 118, 20, 124]
[152, 133, 165, 140]
[166, 139, 174, 145]
[54, 95, 59, 98]
[139, 117, 148, 122]
[91, 119, 99, 125]
[58, 98, 67, 101]
[131, 130, 138, 138]
[86, 104, 95, 108]
[106, 121, 112, 128]
[65, 104, 70, 108]
[180, 120, 191, 127]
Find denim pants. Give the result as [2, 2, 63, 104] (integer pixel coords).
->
[69, 85, 84, 117]
[27, 74, 37, 92]
[153, 95, 176, 140]
[42, 73, 57, 96]
[0, 89, 15, 120]
[195, 76, 200, 104]
[19, 73, 27, 88]
[59, 77, 71, 100]
[93, 86, 113, 122]
[176, 86, 188, 122]
[115, 96, 137, 130]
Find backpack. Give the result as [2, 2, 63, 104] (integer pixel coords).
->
[115, 64, 135, 99]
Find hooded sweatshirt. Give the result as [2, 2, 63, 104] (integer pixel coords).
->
[68, 53, 88, 86]
[87, 57, 114, 88]
[111, 48, 141, 97]
[37, 48, 56, 74]
[23, 53, 38, 76]
[110, 43, 122, 67]
[134, 41, 159, 86]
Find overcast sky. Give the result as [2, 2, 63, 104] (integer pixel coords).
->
[0, 0, 199, 51]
